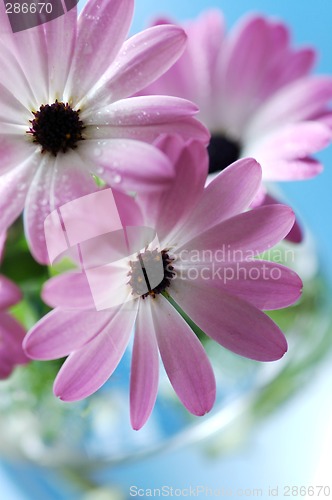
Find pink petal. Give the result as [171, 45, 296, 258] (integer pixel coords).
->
[53, 302, 138, 401]
[170, 282, 287, 361]
[113, 189, 144, 228]
[0, 82, 31, 126]
[217, 16, 274, 133]
[187, 10, 225, 102]
[24, 152, 97, 264]
[285, 218, 303, 243]
[92, 25, 187, 105]
[252, 121, 331, 163]
[0, 312, 28, 369]
[138, 136, 208, 241]
[83, 95, 198, 125]
[0, 40, 35, 107]
[153, 296, 216, 416]
[78, 138, 174, 193]
[8, 20, 49, 105]
[130, 300, 159, 430]
[252, 192, 303, 243]
[177, 205, 295, 257]
[44, 6, 77, 99]
[0, 153, 38, 235]
[176, 158, 261, 244]
[274, 48, 316, 89]
[0, 135, 35, 175]
[42, 272, 95, 309]
[0, 356, 14, 379]
[179, 260, 302, 310]
[92, 117, 210, 145]
[261, 158, 323, 181]
[222, 16, 271, 101]
[247, 76, 332, 138]
[0, 276, 22, 309]
[68, 0, 134, 104]
[23, 308, 114, 360]
[162, 10, 225, 123]
[0, 232, 5, 260]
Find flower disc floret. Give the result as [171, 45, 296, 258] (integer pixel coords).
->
[128, 249, 175, 299]
[28, 101, 85, 156]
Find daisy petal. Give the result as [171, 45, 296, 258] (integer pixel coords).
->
[285, 218, 303, 243]
[218, 16, 273, 133]
[8, 21, 49, 105]
[0, 134, 36, 175]
[42, 272, 95, 309]
[277, 48, 316, 88]
[153, 296, 216, 416]
[261, 158, 323, 181]
[0, 276, 22, 309]
[23, 308, 114, 360]
[0, 312, 28, 371]
[247, 76, 332, 138]
[45, 6, 77, 99]
[24, 152, 97, 264]
[252, 192, 303, 243]
[88, 118, 210, 144]
[130, 301, 159, 430]
[250, 121, 331, 163]
[92, 25, 187, 105]
[69, 0, 134, 104]
[0, 153, 38, 234]
[138, 137, 208, 240]
[176, 158, 261, 244]
[83, 95, 198, 124]
[178, 205, 295, 257]
[79, 138, 173, 192]
[171, 282, 287, 361]
[179, 260, 302, 310]
[53, 302, 138, 401]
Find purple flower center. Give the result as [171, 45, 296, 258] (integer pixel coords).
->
[128, 249, 175, 299]
[27, 100, 85, 156]
[208, 134, 241, 174]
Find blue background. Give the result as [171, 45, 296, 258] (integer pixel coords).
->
[1, 1, 332, 498]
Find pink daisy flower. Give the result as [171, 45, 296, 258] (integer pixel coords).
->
[23, 137, 302, 429]
[0, 0, 208, 264]
[0, 233, 28, 379]
[141, 11, 332, 239]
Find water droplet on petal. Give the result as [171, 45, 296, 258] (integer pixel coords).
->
[112, 174, 122, 184]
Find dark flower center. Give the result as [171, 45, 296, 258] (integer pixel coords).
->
[128, 249, 175, 299]
[27, 100, 85, 156]
[207, 134, 241, 174]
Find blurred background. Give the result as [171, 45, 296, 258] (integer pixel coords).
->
[1, 0, 332, 498]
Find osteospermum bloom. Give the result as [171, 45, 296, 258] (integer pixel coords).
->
[0, 0, 208, 263]
[0, 233, 28, 379]
[23, 137, 302, 429]
[141, 11, 332, 239]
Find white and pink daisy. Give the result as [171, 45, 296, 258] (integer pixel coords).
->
[23, 137, 302, 429]
[141, 11, 332, 240]
[0, 0, 209, 263]
[0, 233, 28, 379]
